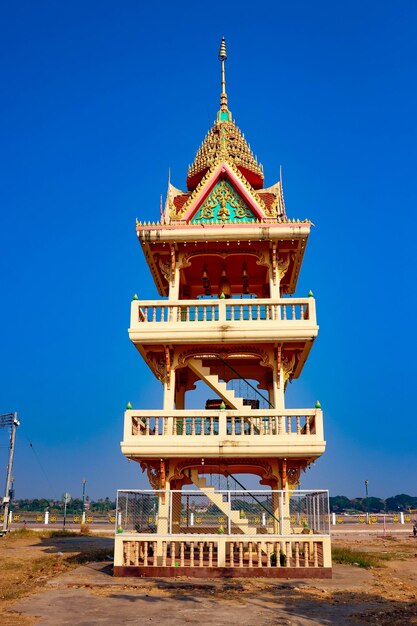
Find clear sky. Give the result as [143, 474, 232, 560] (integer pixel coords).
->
[1, 1, 416, 502]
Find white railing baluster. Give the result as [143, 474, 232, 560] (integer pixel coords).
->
[257, 542, 262, 567]
[190, 541, 195, 567]
[171, 541, 175, 567]
[144, 541, 148, 566]
[162, 541, 167, 566]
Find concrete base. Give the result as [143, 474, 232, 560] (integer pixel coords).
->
[114, 565, 332, 579]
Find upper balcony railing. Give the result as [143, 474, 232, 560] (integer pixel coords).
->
[135, 298, 314, 323]
[121, 408, 325, 459]
[129, 297, 317, 343]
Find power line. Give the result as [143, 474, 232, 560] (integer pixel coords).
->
[21, 428, 56, 495]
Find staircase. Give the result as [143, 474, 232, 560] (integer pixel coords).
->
[188, 358, 246, 410]
[189, 469, 256, 534]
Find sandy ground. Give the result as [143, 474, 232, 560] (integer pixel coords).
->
[1, 532, 416, 626]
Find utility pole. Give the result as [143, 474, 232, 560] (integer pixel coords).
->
[82, 479, 87, 523]
[365, 479, 369, 525]
[1, 413, 19, 534]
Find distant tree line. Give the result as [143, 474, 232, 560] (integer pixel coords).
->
[7, 494, 417, 515]
[329, 493, 417, 513]
[10, 497, 116, 514]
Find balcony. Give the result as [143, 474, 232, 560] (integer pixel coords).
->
[114, 489, 332, 576]
[128, 297, 318, 345]
[121, 408, 325, 459]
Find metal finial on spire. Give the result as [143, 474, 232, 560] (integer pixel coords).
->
[218, 37, 228, 112]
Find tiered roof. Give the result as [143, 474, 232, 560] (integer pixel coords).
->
[158, 39, 289, 225]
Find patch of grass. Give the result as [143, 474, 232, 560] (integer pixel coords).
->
[4, 529, 82, 542]
[41, 529, 78, 538]
[68, 547, 112, 564]
[332, 546, 385, 569]
[2, 528, 39, 541]
[0, 547, 112, 603]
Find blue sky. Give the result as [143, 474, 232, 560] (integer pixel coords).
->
[1, 1, 416, 501]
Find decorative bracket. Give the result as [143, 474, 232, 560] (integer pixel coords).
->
[271, 243, 277, 286]
[278, 253, 291, 280]
[170, 245, 176, 288]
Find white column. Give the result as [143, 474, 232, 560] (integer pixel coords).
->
[272, 366, 284, 409]
[400, 512, 404, 525]
[163, 369, 176, 410]
[168, 252, 180, 301]
[44, 510, 49, 525]
[331, 512, 336, 526]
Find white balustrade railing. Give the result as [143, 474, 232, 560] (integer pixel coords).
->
[120, 536, 326, 569]
[133, 297, 315, 326]
[127, 409, 322, 439]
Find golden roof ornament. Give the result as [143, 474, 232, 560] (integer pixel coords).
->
[186, 38, 264, 191]
[218, 37, 228, 112]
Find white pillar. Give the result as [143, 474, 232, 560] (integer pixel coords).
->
[400, 512, 404, 525]
[163, 369, 176, 410]
[272, 366, 284, 409]
[82, 512, 86, 524]
[44, 510, 49, 525]
[331, 512, 336, 526]
[168, 254, 180, 301]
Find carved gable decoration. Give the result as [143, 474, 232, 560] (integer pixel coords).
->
[190, 180, 256, 224]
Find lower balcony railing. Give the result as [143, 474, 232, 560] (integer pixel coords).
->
[114, 489, 331, 572]
[116, 535, 330, 570]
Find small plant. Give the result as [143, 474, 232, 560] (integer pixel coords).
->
[80, 523, 91, 536]
[270, 551, 286, 567]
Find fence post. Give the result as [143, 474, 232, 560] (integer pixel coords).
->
[331, 512, 336, 526]
[279, 491, 284, 535]
[169, 490, 173, 534]
[44, 510, 49, 525]
[400, 512, 404, 525]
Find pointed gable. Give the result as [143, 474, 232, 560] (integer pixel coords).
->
[190, 180, 257, 224]
[181, 161, 266, 224]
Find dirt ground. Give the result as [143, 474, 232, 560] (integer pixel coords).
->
[1, 531, 416, 625]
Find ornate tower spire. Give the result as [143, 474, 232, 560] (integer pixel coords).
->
[186, 38, 264, 190]
[219, 37, 228, 112]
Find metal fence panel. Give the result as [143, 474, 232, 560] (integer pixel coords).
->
[116, 489, 330, 536]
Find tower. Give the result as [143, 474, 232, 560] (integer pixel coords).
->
[115, 40, 331, 577]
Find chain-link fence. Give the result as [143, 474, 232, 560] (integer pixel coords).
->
[116, 489, 330, 536]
